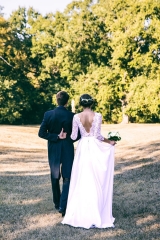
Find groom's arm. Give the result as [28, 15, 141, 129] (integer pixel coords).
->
[38, 112, 59, 142]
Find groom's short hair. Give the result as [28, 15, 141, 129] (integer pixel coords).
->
[56, 91, 69, 106]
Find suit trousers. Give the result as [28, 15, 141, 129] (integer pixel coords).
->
[51, 173, 70, 211]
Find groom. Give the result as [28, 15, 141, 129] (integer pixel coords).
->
[38, 91, 79, 216]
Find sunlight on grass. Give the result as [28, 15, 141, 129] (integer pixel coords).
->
[91, 229, 126, 238]
[26, 213, 61, 229]
[19, 199, 43, 205]
[136, 215, 157, 225]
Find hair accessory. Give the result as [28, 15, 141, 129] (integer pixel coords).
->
[80, 98, 93, 102]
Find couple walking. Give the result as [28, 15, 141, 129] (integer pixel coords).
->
[38, 91, 116, 229]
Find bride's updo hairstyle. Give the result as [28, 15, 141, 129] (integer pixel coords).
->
[79, 94, 94, 108]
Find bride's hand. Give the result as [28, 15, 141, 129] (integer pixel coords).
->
[58, 128, 67, 139]
[110, 140, 116, 146]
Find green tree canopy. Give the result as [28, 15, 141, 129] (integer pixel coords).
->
[0, 0, 159, 124]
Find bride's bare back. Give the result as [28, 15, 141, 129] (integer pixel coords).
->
[78, 111, 95, 133]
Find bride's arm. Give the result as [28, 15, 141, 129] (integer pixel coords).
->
[97, 113, 116, 145]
[71, 115, 79, 140]
[102, 138, 116, 145]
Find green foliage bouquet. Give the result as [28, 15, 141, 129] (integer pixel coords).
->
[107, 132, 121, 141]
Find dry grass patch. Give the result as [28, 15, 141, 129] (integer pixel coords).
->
[0, 124, 160, 240]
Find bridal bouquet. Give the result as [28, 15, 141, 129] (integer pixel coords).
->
[107, 132, 121, 141]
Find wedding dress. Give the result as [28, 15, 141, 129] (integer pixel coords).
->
[62, 112, 115, 229]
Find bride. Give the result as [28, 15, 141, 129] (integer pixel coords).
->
[62, 94, 116, 229]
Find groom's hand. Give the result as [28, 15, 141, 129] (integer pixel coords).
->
[58, 128, 67, 139]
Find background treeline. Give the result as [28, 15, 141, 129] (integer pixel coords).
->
[0, 0, 160, 124]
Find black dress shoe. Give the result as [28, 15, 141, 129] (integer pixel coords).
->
[59, 208, 66, 217]
[62, 211, 65, 217]
[55, 205, 59, 210]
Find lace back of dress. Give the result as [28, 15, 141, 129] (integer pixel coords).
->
[71, 112, 104, 141]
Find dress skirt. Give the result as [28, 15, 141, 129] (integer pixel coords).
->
[62, 136, 115, 229]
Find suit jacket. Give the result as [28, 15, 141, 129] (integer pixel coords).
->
[38, 106, 78, 178]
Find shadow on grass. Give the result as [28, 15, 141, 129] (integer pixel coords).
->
[0, 141, 160, 240]
[115, 140, 159, 171]
[0, 147, 47, 165]
[0, 146, 46, 153]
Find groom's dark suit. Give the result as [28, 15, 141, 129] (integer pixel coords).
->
[38, 105, 78, 212]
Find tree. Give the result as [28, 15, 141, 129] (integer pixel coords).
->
[91, 0, 160, 122]
[0, 1, 160, 124]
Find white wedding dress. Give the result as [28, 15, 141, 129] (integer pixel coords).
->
[62, 113, 115, 229]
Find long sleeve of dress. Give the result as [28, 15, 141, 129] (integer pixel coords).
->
[96, 114, 104, 141]
[71, 116, 79, 140]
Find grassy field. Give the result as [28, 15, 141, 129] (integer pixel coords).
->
[0, 124, 160, 240]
